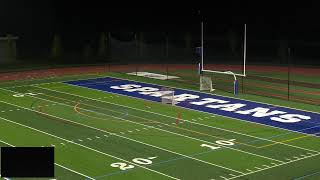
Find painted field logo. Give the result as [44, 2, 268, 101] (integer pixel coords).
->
[110, 84, 311, 123]
[127, 72, 179, 80]
[65, 77, 320, 136]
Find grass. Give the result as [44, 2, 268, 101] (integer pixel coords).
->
[0, 72, 319, 179]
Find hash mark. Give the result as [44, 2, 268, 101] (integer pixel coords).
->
[148, 156, 157, 160]
[255, 167, 262, 170]
[95, 136, 100, 139]
[128, 130, 133, 133]
[246, 169, 252, 172]
[142, 128, 148, 130]
[220, 176, 227, 180]
[87, 138, 92, 140]
[78, 139, 83, 142]
[262, 165, 270, 168]
[135, 129, 140, 131]
[60, 143, 65, 146]
[285, 158, 292, 161]
[104, 135, 108, 137]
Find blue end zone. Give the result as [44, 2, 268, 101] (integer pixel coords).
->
[65, 77, 320, 137]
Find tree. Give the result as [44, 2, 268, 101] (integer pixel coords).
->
[98, 32, 107, 57]
[278, 38, 288, 64]
[51, 34, 62, 58]
[83, 43, 93, 58]
[139, 32, 144, 56]
[185, 32, 192, 54]
[227, 27, 238, 57]
[6, 34, 15, 60]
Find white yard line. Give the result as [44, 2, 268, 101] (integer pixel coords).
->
[105, 76, 320, 115]
[2, 73, 105, 88]
[32, 86, 320, 154]
[0, 91, 284, 164]
[59, 79, 320, 141]
[226, 153, 320, 180]
[0, 117, 179, 180]
[0, 100, 244, 175]
[1, 87, 288, 164]
[0, 139, 95, 180]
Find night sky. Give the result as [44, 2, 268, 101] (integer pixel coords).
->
[1, 0, 320, 63]
[1, 1, 320, 36]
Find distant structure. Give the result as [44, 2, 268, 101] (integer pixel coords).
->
[0, 35, 18, 63]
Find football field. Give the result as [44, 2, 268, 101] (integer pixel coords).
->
[0, 73, 320, 180]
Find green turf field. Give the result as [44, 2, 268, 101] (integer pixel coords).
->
[0, 72, 320, 180]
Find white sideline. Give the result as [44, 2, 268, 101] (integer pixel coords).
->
[4, 74, 319, 115]
[0, 139, 95, 180]
[0, 100, 243, 176]
[35, 85, 320, 154]
[0, 88, 285, 164]
[108, 76, 320, 115]
[57, 80, 320, 141]
[1, 73, 105, 88]
[227, 153, 320, 180]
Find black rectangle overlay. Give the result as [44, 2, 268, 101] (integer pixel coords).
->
[1, 147, 54, 178]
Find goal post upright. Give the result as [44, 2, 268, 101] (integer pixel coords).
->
[243, 23, 247, 77]
[198, 21, 246, 96]
[201, 21, 204, 73]
[200, 23, 247, 77]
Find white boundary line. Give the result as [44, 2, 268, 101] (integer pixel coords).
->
[35, 85, 320, 154]
[2, 83, 320, 179]
[0, 99, 245, 175]
[227, 153, 320, 180]
[56, 78, 320, 140]
[3, 73, 319, 115]
[105, 76, 320, 114]
[1, 73, 106, 89]
[0, 116, 179, 180]
[0, 139, 95, 180]
[0, 88, 285, 164]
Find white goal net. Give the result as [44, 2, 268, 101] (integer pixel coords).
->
[161, 87, 176, 105]
[200, 76, 214, 92]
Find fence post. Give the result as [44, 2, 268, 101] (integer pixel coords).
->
[166, 64, 169, 80]
[241, 76, 244, 94]
[287, 47, 291, 101]
[135, 65, 138, 76]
